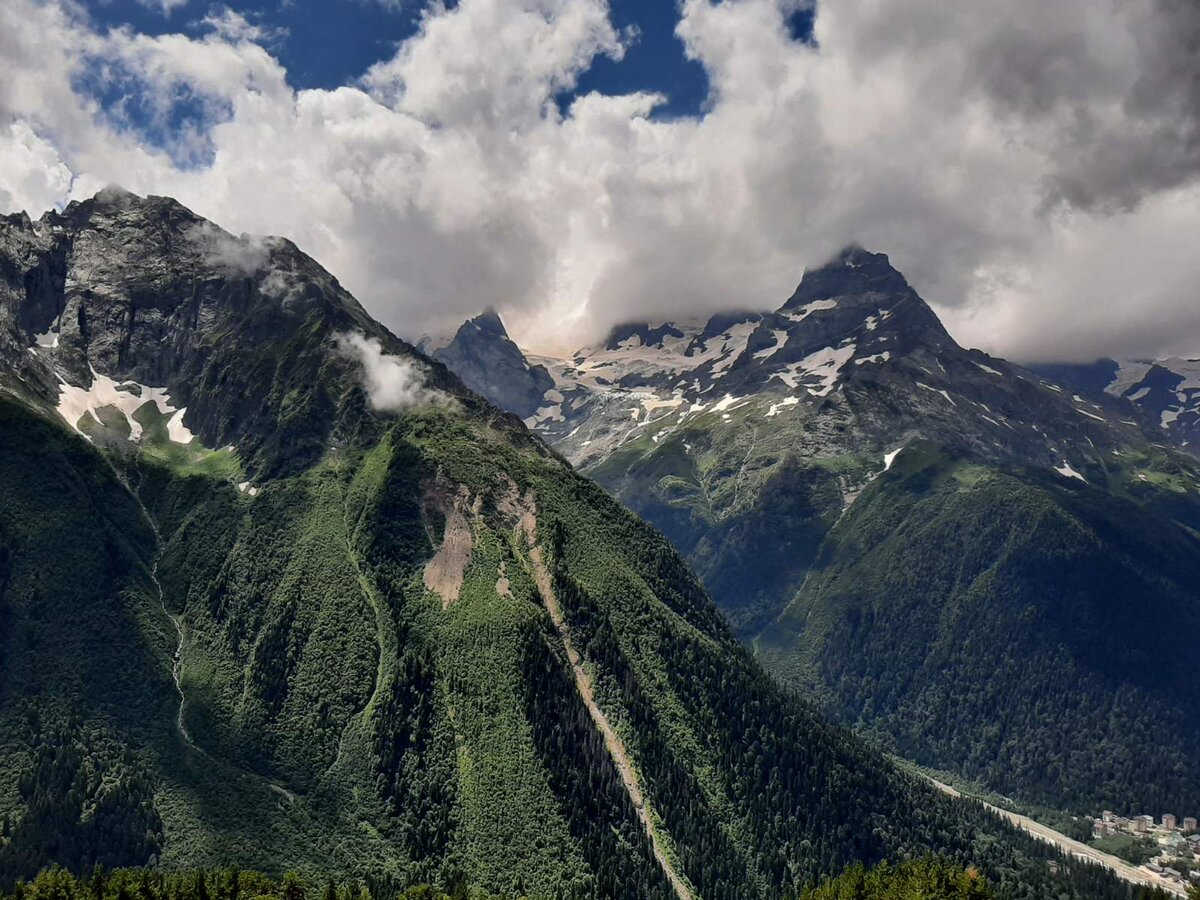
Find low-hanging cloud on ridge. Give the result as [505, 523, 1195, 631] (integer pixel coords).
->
[1, 0, 1199, 363]
[336, 331, 449, 412]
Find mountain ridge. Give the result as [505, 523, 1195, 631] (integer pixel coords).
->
[0, 190, 1130, 898]
[430, 246, 1200, 817]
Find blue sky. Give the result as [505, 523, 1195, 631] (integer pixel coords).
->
[85, 0, 813, 121]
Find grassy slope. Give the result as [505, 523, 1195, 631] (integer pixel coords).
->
[590, 397, 870, 637]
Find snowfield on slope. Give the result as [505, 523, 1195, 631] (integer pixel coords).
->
[56, 367, 196, 444]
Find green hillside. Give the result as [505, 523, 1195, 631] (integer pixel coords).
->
[0, 392, 1145, 899]
[757, 443, 1200, 815]
[0, 194, 1153, 899]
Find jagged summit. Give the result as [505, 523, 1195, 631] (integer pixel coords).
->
[434, 246, 1148, 478]
[91, 182, 141, 204]
[432, 305, 554, 419]
[462, 305, 508, 337]
[782, 245, 913, 310]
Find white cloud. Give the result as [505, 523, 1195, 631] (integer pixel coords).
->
[199, 8, 289, 47]
[0, 120, 73, 214]
[138, 0, 189, 16]
[336, 331, 449, 412]
[184, 221, 270, 276]
[0, 0, 1198, 363]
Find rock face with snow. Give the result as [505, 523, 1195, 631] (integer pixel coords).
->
[515, 247, 1151, 478]
[1033, 357, 1200, 455]
[444, 246, 1164, 634]
[0, 187, 474, 476]
[431, 308, 554, 419]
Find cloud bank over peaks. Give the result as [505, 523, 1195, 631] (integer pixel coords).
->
[0, 0, 1198, 362]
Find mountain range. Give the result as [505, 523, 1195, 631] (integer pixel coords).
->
[431, 246, 1200, 819]
[0, 189, 1140, 898]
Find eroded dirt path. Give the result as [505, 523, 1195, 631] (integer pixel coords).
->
[517, 504, 696, 900]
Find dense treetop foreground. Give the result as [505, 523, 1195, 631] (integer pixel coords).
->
[0, 189, 1156, 898]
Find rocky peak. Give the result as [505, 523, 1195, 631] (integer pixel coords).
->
[433, 307, 554, 420]
[465, 306, 509, 339]
[0, 187, 458, 477]
[765, 245, 954, 365]
[782, 245, 913, 310]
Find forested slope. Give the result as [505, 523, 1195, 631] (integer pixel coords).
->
[757, 443, 1200, 814]
[0, 190, 1155, 899]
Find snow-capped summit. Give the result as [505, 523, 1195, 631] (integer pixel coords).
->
[431, 245, 1195, 646]
[434, 246, 1139, 474]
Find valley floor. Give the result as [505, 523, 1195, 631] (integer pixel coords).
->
[926, 778, 1188, 897]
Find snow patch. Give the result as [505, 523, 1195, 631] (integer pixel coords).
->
[1106, 361, 1154, 397]
[639, 394, 684, 415]
[862, 309, 893, 331]
[916, 382, 956, 406]
[752, 329, 790, 361]
[707, 320, 759, 377]
[765, 397, 800, 418]
[166, 408, 196, 444]
[973, 361, 1002, 377]
[524, 404, 565, 428]
[855, 352, 890, 365]
[1054, 462, 1086, 482]
[711, 394, 745, 412]
[883, 447, 903, 471]
[773, 344, 856, 396]
[784, 299, 838, 324]
[56, 368, 192, 444]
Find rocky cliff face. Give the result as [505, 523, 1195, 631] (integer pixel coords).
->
[1034, 356, 1200, 456]
[0, 186, 498, 478]
[432, 308, 554, 419]
[497, 246, 1156, 478]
